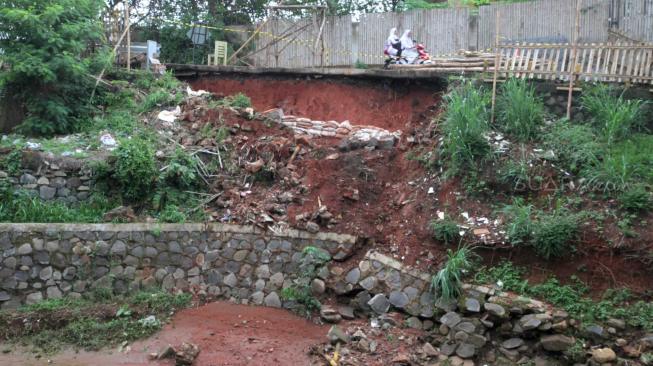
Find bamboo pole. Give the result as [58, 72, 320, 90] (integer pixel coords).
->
[566, 0, 582, 120]
[491, 9, 501, 124]
[126, 2, 131, 71]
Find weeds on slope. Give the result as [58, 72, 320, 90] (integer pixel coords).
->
[0, 289, 191, 353]
[474, 261, 653, 331]
[496, 78, 545, 141]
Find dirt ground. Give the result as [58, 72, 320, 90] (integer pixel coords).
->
[0, 302, 326, 366]
[187, 75, 653, 298]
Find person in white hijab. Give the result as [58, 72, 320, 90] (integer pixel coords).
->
[400, 29, 419, 64]
[384, 27, 401, 57]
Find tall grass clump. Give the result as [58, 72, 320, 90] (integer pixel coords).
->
[502, 198, 534, 245]
[440, 81, 491, 175]
[543, 120, 602, 174]
[496, 78, 545, 141]
[431, 246, 476, 302]
[531, 207, 579, 259]
[581, 135, 653, 192]
[581, 84, 645, 144]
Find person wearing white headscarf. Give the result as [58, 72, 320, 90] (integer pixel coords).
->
[400, 29, 418, 64]
[384, 27, 401, 57]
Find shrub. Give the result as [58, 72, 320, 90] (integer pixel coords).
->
[113, 137, 158, 201]
[502, 198, 534, 245]
[431, 246, 475, 302]
[582, 134, 653, 193]
[497, 148, 532, 191]
[157, 204, 187, 223]
[139, 90, 176, 113]
[0, 0, 105, 135]
[581, 84, 645, 144]
[440, 81, 491, 174]
[431, 217, 460, 244]
[496, 78, 545, 141]
[224, 93, 252, 109]
[619, 185, 651, 212]
[543, 120, 602, 174]
[531, 208, 578, 259]
[162, 148, 201, 189]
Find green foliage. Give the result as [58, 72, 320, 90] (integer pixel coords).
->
[430, 216, 460, 244]
[581, 84, 645, 144]
[354, 59, 369, 69]
[474, 261, 653, 330]
[543, 120, 602, 174]
[1, 289, 191, 353]
[0, 148, 22, 176]
[0, 183, 114, 223]
[0, 0, 106, 135]
[564, 339, 587, 363]
[162, 148, 201, 189]
[224, 93, 252, 109]
[496, 78, 545, 141]
[140, 90, 176, 113]
[582, 134, 653, 193]
[281, 246, 331, 317]
[502, 198, 534, 245]
[440, 81, 491, 175]
[431, 246, 475, 302]
[113, 137, 158, 202]
[497, 148, 532, 190]
[619, 185, 651, 212]
[531, 207, 578, 259]
[157, 204, 188, 223]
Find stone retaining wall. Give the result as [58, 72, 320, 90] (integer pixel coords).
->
[0, 156, 94, 203]
[0, 223, 357, 310]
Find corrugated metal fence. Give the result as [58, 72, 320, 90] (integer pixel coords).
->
[251, 0, 653, 68]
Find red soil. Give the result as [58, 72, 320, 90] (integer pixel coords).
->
[191, 76, 441, 131]
[188, 75, 653, 297]
[0, 302, 326, 366]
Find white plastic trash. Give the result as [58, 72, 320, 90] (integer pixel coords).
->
[157, 106, 182, 123]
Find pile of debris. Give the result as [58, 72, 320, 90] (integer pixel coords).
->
[262, 108, 401, 150]
[149, 342, 200, 366]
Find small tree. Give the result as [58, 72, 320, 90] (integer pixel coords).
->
[0, 0, 105, 135]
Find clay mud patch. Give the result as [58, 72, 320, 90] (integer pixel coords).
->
[190, 75, 442, 131]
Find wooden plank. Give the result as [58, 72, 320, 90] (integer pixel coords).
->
[579, 47, 588, 82]
[610, 45, 620, 83]
[603, 46, 612, 82]
[644, 49, 653, 86]
[530, 46, 540, 79]
[509, 45, 519, 77]
[632, 49, 642, 84]
[539, 48, 549, 79]
[585, 46, 595, 82]
[552, 46, 562, 80]
[625, 48, 636, 83]
[521, 44, 533, 79]
[594, 44, 603, 82]
[559, 47, 569, 81]
[498, 44, 653, 50]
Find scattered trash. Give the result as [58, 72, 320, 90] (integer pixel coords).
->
[25, 141, 41, 150]
[100, 133, 117, 149]
[158, 106, 182, 123]
[186, 86, 210, 97]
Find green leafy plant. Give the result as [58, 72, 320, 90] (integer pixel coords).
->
[140, 90, 176, 113]
[354, 59, 369, 69]
[430, 216, 460, 244]
[496, 78, 545, 141]
[224, 93, 252, 109]
[157, 204, 187, 223]
[502, 198, 534, 245]
[281, 246, 331, 317]
[431, 246, 476, 302]
[162, 148, 201, 189]
[113, 137, 158, 202]
[440, 81, 492, 175]
[581, 84, 645, 144]
[0, 0, 106, 135]
[543, 120, 602, 174]
[619, 185, 651, 212]
[497, 148, 532, 191]
[531, 207, 578, 259]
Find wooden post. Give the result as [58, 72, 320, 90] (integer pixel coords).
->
[490, 8, 501, 124]
[566, 0, 582, 120]
[125, 1, 130, 71]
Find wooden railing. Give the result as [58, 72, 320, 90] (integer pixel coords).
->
[497, 42, 653, 85]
